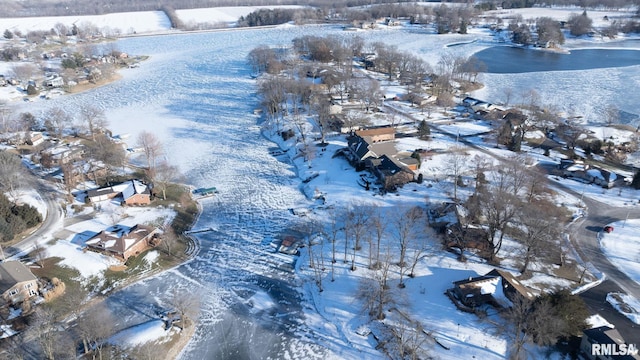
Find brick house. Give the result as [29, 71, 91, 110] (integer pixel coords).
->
[86, 224, 161, 261]
[86, 179, 151, 205]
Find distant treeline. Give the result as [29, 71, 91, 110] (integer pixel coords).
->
[1, 0, 637, 18]
[0, 0, 415, 18]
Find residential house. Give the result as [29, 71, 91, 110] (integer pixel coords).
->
[486, 269, 537, 303]
[560, 161, 620, 189]
[463, 96, 503, 113]
[345, 132, 417, 191]
[451, 269, 536, 308]
[346, 135, 397, 166]
[43, 143, 85, 166]
[355, 127, 395, 143]
[43, 74, 64, 88]
[0, 261, 39, 305]
[580, 325, 640, 360]
[452, 273, 507, 308]
[368, 154, 415, 191]
[395, 153, 420, 171]
[121, 180, 152, 206]
[86, 180, 151, 205]
[86, 224, 161, 261]
[27, 132, 44, 146]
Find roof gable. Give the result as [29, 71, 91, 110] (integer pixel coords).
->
[0, 261, 37, 293]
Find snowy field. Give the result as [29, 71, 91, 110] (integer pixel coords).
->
[0, 6, 305, 35]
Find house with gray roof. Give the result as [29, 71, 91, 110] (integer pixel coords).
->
[0, 261, 38, 305]
[581, 325, 640, 360]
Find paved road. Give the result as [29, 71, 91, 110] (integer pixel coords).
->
[551, 178, 640, 342]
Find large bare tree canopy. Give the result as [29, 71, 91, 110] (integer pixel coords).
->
[0, 150, 26, 196]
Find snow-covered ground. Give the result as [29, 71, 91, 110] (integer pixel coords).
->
[606, 292, 640, 325]
[0, 6, 306, 35]
[600, 219, 640, 287]
[3, 7, 640, 358]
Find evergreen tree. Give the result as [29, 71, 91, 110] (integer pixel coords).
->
[3, 29, 13, 39]
[459, 20, 468, 35]
[632, 169, 640, 189]
[418, 120, 431, 139]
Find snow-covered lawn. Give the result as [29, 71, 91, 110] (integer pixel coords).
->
[606, 292, 640, 325]
[600, 219, 640, 287]
[42, 198, 174, 280]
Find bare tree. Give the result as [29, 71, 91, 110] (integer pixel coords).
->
[342, 110, 369, 133]
[370, 205, 388, 269]
[169, 287, 201, 329]
[604, 104, 619, 126]
[568, 10, 593, 37]
[477, 184, 520, 261]
[393, 206, 424, 288]
[153, 161, 180, 200]
[446, 146, 467, 202]
[159, 224, 179, 257]
[311, 94, 331, 145]
[351, 78, 382, 112]
[392, 317, 432, 360]
[11, 63, 36, 86]
[524, 166, 549, 202]
[27, 307, 75, 360]
[503, 87, 513, 106]
[85, 134, 126, 185]
[515, 201, 563, 274]
[358, 248, 395, 320]
[79, 105, 108, 141]
[436, 92, 455, 113]
[504, 154, 533, 197]
[408, 226, 435, 278]
[0, 101, 15, 134]
[0, 150, 27, 199]
[326, 209, 341, 282]
[471, 154, 491, 194]
[136, 131, 164, 174]
[76, 304, 115, 359]
[258, 77, 287, 130]
[247, 45, 278, 74]
[536, 17, 565, 47]
[43, 107, 71, 138]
